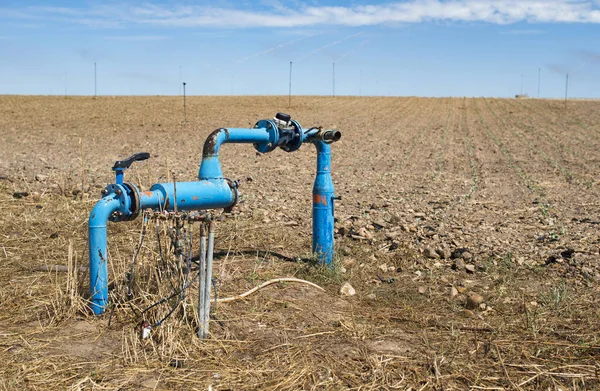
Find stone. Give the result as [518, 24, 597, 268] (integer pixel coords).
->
[453, 258, 466, 271]
[465, 264, 476, 273]
[462, 309, 474, 317]
[462, 251, 473, 261]
[340, 282, 356, 296]
[437, 248, 452, 259]
[466, 293, 484, 310]
[424, 247, 439, 259]
[366, 293, 376, 300]
[450, 286, 458, 298]
[35, 174, 48, 182]
[418, 285, 427, 295]
[379, 263, 388, 272]
[343, 258, 356, 267]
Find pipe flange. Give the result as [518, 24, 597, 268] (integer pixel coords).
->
[104, 183, 135, 223]
[122, 183, 141, 221]
[253, 120, 279, 153]
[279, 120, 304, 152]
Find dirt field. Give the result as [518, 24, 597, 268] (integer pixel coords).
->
[1, 96, 600, 390]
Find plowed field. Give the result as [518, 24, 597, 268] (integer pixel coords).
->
[1, 96, 599, 390]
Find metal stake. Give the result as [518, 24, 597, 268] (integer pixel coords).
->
[183, 82, 187, 127]
[197, 224, 207, 338]
[203, 221, 215, 337]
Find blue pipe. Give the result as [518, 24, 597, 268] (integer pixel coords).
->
[88, 194, 121, 314]
[88, 118, 340, 314]
[199, 127, 273, 179]
[312, 141, 336, 265]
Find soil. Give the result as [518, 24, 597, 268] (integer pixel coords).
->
[1, 95, 599, 390]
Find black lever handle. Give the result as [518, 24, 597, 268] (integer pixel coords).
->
[112, 152, 150, 170]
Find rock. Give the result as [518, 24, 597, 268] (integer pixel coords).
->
[437, 248, 452, 259]
[457, 286, 467, 294]
[424, 247, 439, 259]
[379, 263, 388, 272]
[366, 293, 376, 300]
[343, 258, 356, 267]
[453, 258, 466, 271]
[340, 267, 347, 274]
[466, 293, 484, 310]
[340, 282, 356, 296]
[462, 309, 474, 317]
[462, 251, 473, 261]
[35, 174, 48, 182]
[450, 286, 458, 298]
[451, 248, 469, 259]
[341, 246, 352, 256]
[418, 285, 427, 295]
[465, 264, 476, 273]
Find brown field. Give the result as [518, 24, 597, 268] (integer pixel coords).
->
[1, 96, 600, 390]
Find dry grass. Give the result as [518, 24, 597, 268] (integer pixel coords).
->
[1, 96, 600, 390]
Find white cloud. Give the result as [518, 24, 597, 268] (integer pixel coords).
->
[103, 35, 168, 41]
[4, 1, 600, 29]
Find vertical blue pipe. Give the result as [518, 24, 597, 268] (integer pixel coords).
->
[312, 141, 336, 265]
[88, 195, 121, 315]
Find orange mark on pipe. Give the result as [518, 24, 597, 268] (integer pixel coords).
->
[192, 196, 198, 200]
[142, 191, 154, 197]
[313, 194, 328, 205]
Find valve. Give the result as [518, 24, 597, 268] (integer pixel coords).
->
[112, 152, 150, 185]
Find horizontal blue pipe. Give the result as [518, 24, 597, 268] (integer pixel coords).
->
[199, 127, 271, 179]
[89, 195, 121, 315]
[142, 180, 236, 211]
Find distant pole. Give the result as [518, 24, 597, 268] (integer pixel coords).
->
[94, 62, 97, 98]
[288, 61, 292, 108]
[179, 65, 182, 95]
[359, 69, 363, 96]
[520, 74, 524, 95]
[537, 68, 541, 98]
[332, 62, 336, 98]
[183, 82, 187, 126]
[564, 73, 569, 108]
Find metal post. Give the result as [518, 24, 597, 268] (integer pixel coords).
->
[520, 74, 524, 95]
[183, 82, 187, 127]
[288, 61, 292, 108]
[333, 62, 335, 98]
[197, 224, 207, 338]
[565, 73, 569, 108]
[203, 221, 215, 337]
[359, 69, 362, 96]
[538, 68, 542, 99]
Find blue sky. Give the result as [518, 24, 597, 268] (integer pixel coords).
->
[0, 1, 599, 97]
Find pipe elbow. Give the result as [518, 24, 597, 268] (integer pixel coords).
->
[202, 128, 229, 158]
[89, 196, 121, 228]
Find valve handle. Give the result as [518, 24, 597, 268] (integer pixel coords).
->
[112, 152, 150, 171]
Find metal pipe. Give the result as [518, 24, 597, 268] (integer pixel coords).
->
[312, 141, 336, 265]
[202, 221, 215, 337]
[197, 224, 207, 338]
[199, 127, 272, 180]
[88, 195, 121, 314]
[140, 180, 237, 212]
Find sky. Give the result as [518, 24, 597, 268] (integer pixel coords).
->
[0, 0, 599, 98]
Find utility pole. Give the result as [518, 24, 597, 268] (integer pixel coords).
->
[564, 73, 569, 108]
[359, 69, 363, 96]
[183, 82, 187, 126]
[332, 62, 336, 98]
[94, 62, 97, 98]
[537, 68, 541, 98]
[288, 61, 292, 108]
[520, 74, 524, 95]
